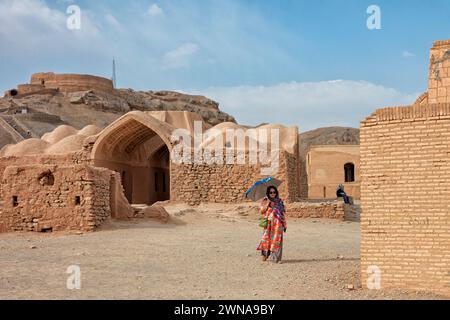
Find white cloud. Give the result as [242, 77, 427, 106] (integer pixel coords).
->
[147, 4, 163, 17]
[105, 13, 123, 32]
[0, 0, 102, 57]
[402, 50, 415, 58]
[162, 43, 199, 69]
[193, 80, 419, 131]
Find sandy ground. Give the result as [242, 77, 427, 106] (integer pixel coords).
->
[0, 203, 446, 300]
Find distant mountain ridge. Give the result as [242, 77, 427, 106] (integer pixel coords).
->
[299, 126, 360, 155]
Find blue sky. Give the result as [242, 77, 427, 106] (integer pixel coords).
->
[1, 0, 449, 130]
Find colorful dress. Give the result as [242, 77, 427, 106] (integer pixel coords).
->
[257, 197, 286, 261]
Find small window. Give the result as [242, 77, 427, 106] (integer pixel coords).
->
[38, 171, 54, 186]
[323, 186, 326, 198]
[41, 227, 53, 233]
[12, 196, 18, 207]
[154, 172, 158, 192]
[344, 163, 355, 182]
[75, 196, 81, 206]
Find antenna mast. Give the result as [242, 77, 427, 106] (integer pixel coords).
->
[112, 58, 117, 88]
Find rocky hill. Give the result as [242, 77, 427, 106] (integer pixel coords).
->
[0, 88, 235, 149]
[299, 126, 360, 157]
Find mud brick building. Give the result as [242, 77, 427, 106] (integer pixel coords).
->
[0, 110, 301, 232]
[360, 40, 450, 295]
[306, 145, 360, 200]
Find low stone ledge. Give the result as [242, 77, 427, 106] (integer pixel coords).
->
[286, 200, 344, 220]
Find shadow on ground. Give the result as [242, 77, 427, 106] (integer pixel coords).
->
[282, 257, 360, 264]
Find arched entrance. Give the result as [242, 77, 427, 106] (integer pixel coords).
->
[148, 143, 170, 204]
[91, 112, 173, 205]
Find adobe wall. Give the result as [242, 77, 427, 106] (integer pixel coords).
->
[429, 40, 450, 104]
[307, 145, 360, 199]
[30, 72, 114, 94]
[0, 164, 112, 233]
[360, 103, 450, 296]
[170, 150, 300, 205]
[0, 152, 91, 179]
[17, 84, 46, 94]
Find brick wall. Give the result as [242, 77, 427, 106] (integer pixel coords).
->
[360, 103, 450, 295]
[170, 150, 300, 205]
[429, 40, 450, 104]
[0, 164, 112, 233]
[286, 201, 344, 219]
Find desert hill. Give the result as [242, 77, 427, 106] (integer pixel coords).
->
[299, 126, 360, 156]
[0, 87, 235, 149]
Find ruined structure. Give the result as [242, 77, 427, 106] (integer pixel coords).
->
[0, 110, 300, 232]
[4, 72, 114, 97]
[306, 145, 360, 200]
[0, 72, 236, 150]
[360, 40, 450, 295]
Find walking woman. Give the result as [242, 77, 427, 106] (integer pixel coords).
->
[257, 186, 286, 263]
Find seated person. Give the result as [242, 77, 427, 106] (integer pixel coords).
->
[336, 184, 350, 204]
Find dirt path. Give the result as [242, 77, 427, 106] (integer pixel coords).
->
[0, 204, 444, 300]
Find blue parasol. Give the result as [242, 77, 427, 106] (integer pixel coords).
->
[244, 176, 283, 201]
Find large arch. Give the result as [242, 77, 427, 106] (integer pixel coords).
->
[91, 111, 175, 205]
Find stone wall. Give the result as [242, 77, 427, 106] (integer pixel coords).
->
[16, 113, 62, 124]
[0, 164, 112, 233]
[29, 72, 114, 94]
[284, 151, 301, 202]
[170, 150, 300, 205]
[286, 201, 344, 219]
[360, 102, 450, 296]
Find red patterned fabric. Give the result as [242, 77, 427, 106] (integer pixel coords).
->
[257, 197, 286, 260]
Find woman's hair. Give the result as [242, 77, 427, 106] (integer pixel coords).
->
[266, 186, 279, 199]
